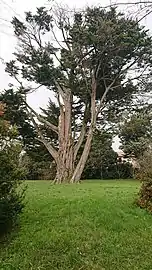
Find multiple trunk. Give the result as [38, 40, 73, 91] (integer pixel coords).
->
[53, 77, 97, 183]
[54, 89, 75, 183]
[54, 124, 94, 183]
[28, 76, 99, 183]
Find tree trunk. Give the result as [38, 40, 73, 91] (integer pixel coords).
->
[54, 89, 74, 183]
[70, 126, 94, 183]
[54, 125, 93, 183]
[54, 142, 74, 183]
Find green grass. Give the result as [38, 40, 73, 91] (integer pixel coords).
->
[1, 180, 152, 270]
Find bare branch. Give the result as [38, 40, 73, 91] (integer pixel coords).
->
[51, 27, 65, 50]
[61, 25, 71, 52]
[103, 1, 152, 8]
[96, 76, 119, 117]
[77, 48, 94, 66]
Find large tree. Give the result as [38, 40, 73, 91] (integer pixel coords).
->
[5, 5, 152, 183]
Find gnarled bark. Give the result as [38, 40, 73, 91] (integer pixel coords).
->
[71, 126, 94, 182]
[54, 87, 74, 183]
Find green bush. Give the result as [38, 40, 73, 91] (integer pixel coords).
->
[0, 191, 24, 235]
[0, 145, 25, 237]
[21, 154, 56, 180]
[137, 180, 152, 212]
[0, 107, 25, 237]
[136, 149, 152, 213]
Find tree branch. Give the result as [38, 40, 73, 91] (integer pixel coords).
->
[103, 1, 152, 8]
[27, 109, 58, 161]
[74, 122, 87, 160]
[23, 100, 58, 134]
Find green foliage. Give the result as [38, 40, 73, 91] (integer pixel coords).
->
[1, 181, 152, 270]
[22, 155, 56, 180]
[0, 89, 36, 147]
[136, 149, 152, 212]
[137, 180, 152, 213]
[83, 129, 133, 179]
[116, 162, 133, 179]
[83, 130, 117, 179]
[120, 112, 152, 157]
[0, 147, 25, 237]
[0, 108, 25, 237]
[120, 110, 152, 212]
[0, 90, 55, 179]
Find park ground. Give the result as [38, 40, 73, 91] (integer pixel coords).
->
[0, 180, 152, 270]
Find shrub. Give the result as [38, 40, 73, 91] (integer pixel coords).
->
[137, 180, 152, 212]
[136, 149, 152, 213]
[0, 104, 25, 237]
[0, 145, 25, 237]
[21, 154, 56, 180]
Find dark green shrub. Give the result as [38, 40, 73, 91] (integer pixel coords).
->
[116, 162, 133, 179]
[21, 154, 56, 180]
[0, 105, 25, 237]
[136, 149, 152, 213]
[0, 191, 24, 235]
[137, 180, 152, 212]
[0, 146, 25, 237]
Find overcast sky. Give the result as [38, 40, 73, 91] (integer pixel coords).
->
[0, 0, 111, 110]
[0, 0, 152, 151]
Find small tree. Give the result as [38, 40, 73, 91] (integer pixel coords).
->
[0, 103, 25, 237]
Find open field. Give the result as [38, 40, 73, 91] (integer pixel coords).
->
[1, 180, 152, 270]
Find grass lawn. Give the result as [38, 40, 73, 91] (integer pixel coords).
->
[1, 180, 152, 270]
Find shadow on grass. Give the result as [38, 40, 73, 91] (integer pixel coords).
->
[0, 222, 21, 248]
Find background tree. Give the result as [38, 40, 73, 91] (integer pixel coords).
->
[83, 129, 133, 179]
[82, 130, 117, 179]
[119, 109, 152, 158]
[5, 5, 152, 183]
[119, 107, 152, 211]
[0, 90, 58, 179]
